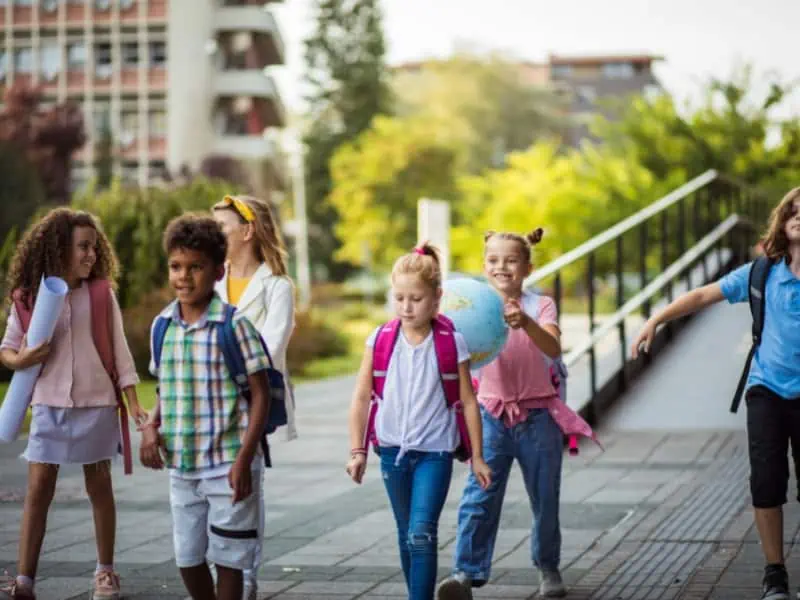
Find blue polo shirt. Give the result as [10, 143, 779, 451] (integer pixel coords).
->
[719, 260, 800, 399]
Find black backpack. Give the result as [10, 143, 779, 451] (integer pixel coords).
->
[730, 256, 775, 413]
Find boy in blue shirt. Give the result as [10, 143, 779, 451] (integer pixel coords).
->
[632, 187, 800, 600]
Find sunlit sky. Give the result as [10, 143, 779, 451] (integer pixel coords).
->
[271, 0, 800, 120]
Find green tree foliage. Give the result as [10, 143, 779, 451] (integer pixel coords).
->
[303, 0, 391, 280]
[95, 113, 114, 190]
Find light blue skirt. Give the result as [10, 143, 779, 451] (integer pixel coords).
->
[24, 405, 120, 466]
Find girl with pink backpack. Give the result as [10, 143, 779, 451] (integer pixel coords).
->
[346, 244, 492, 600]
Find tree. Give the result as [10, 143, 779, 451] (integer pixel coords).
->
[393, 54, 570, 171]
[328, 115, 461, 270]
[303, 0, 391, 280]
[0, 82, 85, 205]
[95, 112, 113, 190]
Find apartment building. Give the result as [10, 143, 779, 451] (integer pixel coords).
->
[0, 0, 285, 190]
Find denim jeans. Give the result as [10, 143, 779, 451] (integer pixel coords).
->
[380, 447, 453, 600]
[453, 407, 563, 584]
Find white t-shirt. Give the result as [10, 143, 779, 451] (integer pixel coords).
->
[366, 325, 470, 460]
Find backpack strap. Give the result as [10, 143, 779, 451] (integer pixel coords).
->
[371, 320, 401, 400]
[216, 303, 277, 467]
[730, 256, 773, 413]
[362, 320, 401, 454]
[87, 279, 134, 475]
[151, 315, 172, 372]
[432, 315, 472, 461]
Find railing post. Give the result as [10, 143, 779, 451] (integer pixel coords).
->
[554, 272, 562, 329]
[616, 235, 626, 393]
[587, 252, 597, 421]
[640, 222, 650, 318]
[679, 198, 689, 291]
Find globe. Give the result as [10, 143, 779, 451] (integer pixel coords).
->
[440, 278, 508, 368]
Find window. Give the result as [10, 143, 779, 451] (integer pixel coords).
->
[40, 42, 61, 80]
[14, 48, 33, 73]
[602, 62, 635, 79]
[148, 110, 166, 137]
[120, 0, 135, 9]
[121, 42, 138, 67]
[0, 52, 7, 80]
[94, 0, 110, 10]
[551, 65, 573, 79]
[41, 0, 58, 12]
[93, 105, 110, 135]
[94, 42, 112, 78]
[14, 0, 34, 6]
[67, 43, 86, 70]
[149, 41, 166, 67]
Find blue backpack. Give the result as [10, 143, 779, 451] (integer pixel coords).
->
[151, 303, 287, 467]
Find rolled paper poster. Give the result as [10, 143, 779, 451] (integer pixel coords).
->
[0, 276, 69, 442]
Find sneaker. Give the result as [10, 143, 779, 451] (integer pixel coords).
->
[539, 569, 567, 598]
[437, 572, 473, 600]
[761, 564, 789, 600]
[0, 576, 36, 600]
[91, 570, 120, 600]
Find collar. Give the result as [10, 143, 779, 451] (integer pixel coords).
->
[773, 260, 799, 285]
[160, 292, 226, 326]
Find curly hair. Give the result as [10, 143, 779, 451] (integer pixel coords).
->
[163, 213, 228, 266]
[762, 187, 800, 264]
[6, 207, 119, 309]
[484, 228, 544, 264]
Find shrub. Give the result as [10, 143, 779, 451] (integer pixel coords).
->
[121, 286, 174, 378]
[287, 310, 349, 377]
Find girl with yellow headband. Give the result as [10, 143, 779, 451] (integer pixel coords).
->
[212, 194, 296, 600]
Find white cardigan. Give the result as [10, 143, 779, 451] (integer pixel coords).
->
[215, 263, 298, 440]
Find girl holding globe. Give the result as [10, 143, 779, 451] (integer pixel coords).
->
[438, 229, 597, 600]
[345, 243, 492, 600]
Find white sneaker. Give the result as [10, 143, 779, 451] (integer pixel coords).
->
[539, 569, 566, 598]
[242, 582, 257, 600]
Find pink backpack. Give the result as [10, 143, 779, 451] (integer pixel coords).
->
[363, 315, 472, 462]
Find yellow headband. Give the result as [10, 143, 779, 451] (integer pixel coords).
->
[221, 195, 255, 223]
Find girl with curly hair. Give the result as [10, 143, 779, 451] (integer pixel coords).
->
[0, 208, 144, 600]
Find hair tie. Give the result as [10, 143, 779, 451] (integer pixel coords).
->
[413, 247, 425, 256]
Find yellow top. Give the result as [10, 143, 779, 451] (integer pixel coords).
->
[227, 275, 251, 307]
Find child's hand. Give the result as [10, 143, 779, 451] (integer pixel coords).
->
[139, 425, 164, 470]
[15, 336, 51, 370]
[471, 457, 492, 490]
[346, 453, 367, 484]
[504, 299, 529, 330]
[631, 320, 657, 358]
[129, 402, 148, 429]
[229, 459, 252, 503]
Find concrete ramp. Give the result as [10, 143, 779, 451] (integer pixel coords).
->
[602, 301, 751, 431]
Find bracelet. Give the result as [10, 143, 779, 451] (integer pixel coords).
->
[350, 448, 367, 457]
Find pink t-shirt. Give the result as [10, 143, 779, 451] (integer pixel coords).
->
[1, 282, 139, 408]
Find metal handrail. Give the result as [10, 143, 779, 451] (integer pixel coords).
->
[563, 215, 740, 369]
[527, 169, 718, 285]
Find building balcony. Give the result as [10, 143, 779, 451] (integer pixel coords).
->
[212, 134, 278, 161]
[214, 71, 284, 127]
[214, 6, 284, 65]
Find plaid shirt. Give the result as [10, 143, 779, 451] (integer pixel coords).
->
[149, 293, 270, 473]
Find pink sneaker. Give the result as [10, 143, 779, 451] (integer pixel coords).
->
[91, 571, 120, 600]
[0, 575, 36, 600]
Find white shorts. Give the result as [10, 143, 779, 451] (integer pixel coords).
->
[169, 471, 260, 570]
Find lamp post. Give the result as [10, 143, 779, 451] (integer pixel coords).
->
[284, 130, 312, 311]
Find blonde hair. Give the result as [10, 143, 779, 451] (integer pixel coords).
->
[762, 187, 800, 264]
[484, 228, 544, 263]
[213, 195, 289, 276]
[391, 242, 442, 290]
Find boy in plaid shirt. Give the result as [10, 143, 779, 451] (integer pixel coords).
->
[139, 214, 271, 600]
